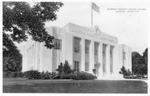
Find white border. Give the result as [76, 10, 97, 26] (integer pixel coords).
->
[0, 0, 150, 96]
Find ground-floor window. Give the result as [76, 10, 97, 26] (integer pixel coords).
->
[74, 61, 80, 72]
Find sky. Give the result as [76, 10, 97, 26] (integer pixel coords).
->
[45, 1, 148, 54]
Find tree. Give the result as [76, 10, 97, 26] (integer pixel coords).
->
[3, 33, 22, 72]
[57, 62, 64, 74]
[143, 48, 148, 65]
[142, 48, 148, 75]
[3, 2, 63, 72]
[56, 61, 73, 75]
[64, 60, 72, 74]
[132, 49, 148, 75]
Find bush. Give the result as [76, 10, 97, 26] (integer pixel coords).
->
[73, 72, 97, 80]
[40, 71, 52, 79]
[51, 72, 57, 79]
[40, 71, 57, 79]
[57, 62, 64, 74]
[54, 72, 97, 80]
[64, 61, 73, 74]
[55, 61, 97, 80]
[56, 60, 74, 75]
[119, 66, 132, 78]
[23, 70, 57, 79]
[24, 70, 41, 79]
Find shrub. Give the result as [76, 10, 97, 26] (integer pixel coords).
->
[64, 61, 73, 74]
[40, 71, 57, 79]
[119, 66, 132, 78]
[57, 62, 64, 74]
[40, 71, 52, 79]
[51, 72, 57, 79]
[73, 72, 97, 80]
[23, 70, 57, 79]
[56, 60, 74, 75]
[24, 70, 41, 79]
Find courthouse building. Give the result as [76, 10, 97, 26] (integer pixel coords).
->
[22, 23, 132, 79]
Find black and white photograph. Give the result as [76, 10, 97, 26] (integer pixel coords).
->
[1, 0, 149, 94]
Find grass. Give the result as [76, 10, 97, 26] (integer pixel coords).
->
[3, 78, 147, 93]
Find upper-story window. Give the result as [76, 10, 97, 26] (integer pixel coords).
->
[85, 40, 90, 54]
[102, 44, 107, 56]
[73, 37, 80, 53]
[74, 61, 80, 72]
[94, 42, 99, 56]
[54, 39, 62, 50]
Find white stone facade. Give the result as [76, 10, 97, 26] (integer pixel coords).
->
[21, 23, 132, 79]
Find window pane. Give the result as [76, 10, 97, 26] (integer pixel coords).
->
[74, 61, 79, 71]
[54, 39, 62, 50]
[74, 38, 80, 53]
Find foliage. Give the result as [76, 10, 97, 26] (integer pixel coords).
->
[3, 2, 63, 48]
[3, 2, 63, 73]
[93, 69, 96, 75]
[40, 71, 57, 79]
[63, 60, 73, 74]
[55, 61, 96, 80]
[56, 60, 74, 75]
[3, 34, 22, 72]
[54, 72, 96, 80]
[24, 70, 41, 79]
[142, 48, 148, 74]
[73, 72, 97, 80]
[23, 70, 57, 79]
[132, 48, 148, 75]
[57, 62, 64, 74]
[119, 66, 132, 77]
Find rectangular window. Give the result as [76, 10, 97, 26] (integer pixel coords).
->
[94, 42, 99, 56]
[73, 37, 80, 53]
[54, 39, 62, 50]
[74, 61, 80, 72]
[85, 40, 90, 54]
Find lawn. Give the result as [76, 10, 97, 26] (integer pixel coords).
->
[3, 78, 147, 93]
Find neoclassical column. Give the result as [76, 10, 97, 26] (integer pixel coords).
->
[81, 38, 85, 71]
[98, 42, 103, 77]
[114, 45, 119, 75]
[37, 42, 41, 71]
[39, 42, 43, 72]
[89, 40, 94, 73]
[106, 44, 110, 75]
[22, 48, 27, 72]
[34, 42, 38, 70]
[110, 45, 114, 74]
